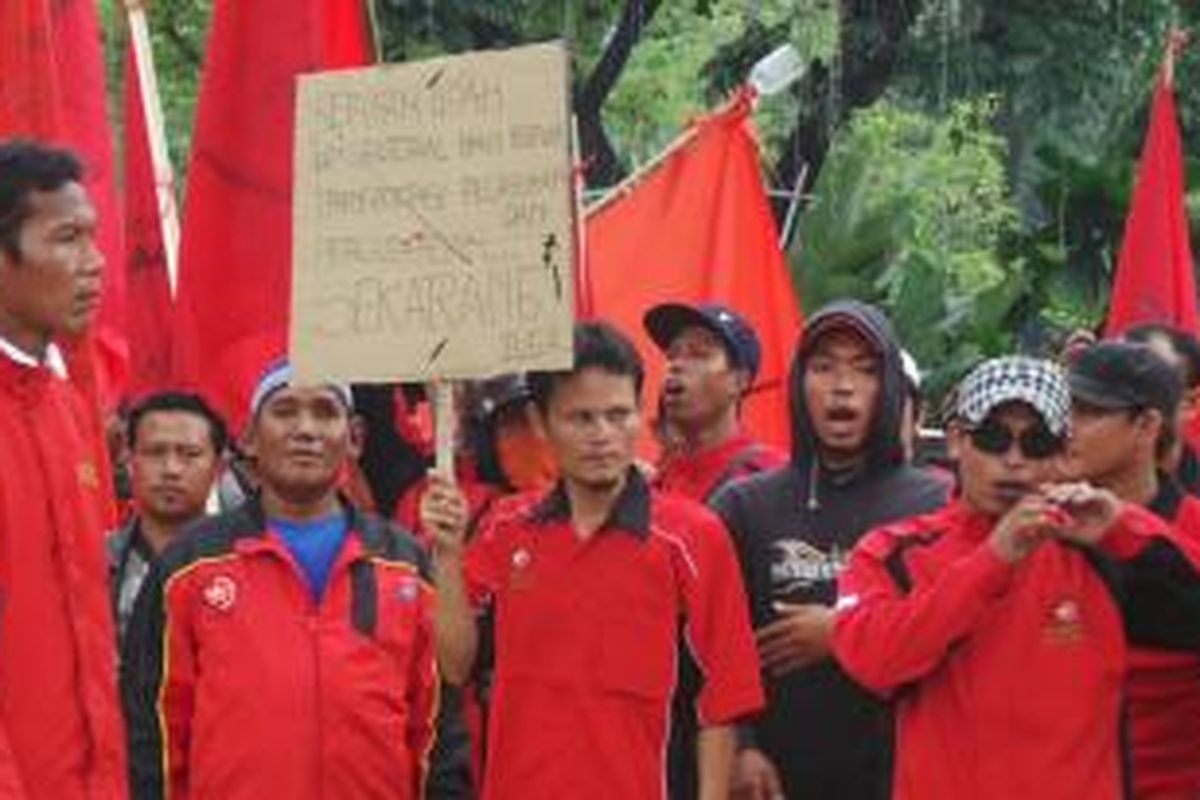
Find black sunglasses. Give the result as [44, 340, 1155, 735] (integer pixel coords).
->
[967, 420, 1064, 460]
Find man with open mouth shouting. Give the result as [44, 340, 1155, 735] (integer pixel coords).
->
[712, 300, 949, 800]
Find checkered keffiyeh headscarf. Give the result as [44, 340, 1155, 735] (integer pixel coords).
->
[956, 356, 1071, 437]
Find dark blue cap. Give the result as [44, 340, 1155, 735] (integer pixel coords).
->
[643, 301, 762, 380]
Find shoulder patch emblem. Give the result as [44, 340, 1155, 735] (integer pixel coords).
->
[202, 575, 238, 612]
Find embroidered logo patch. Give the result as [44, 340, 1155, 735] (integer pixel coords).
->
[202, 575, 238, 612]
[509, 547, 533, 589]
[1044, 596, 1084, 644]
[511, 548, 531, 569]
[76, 461, 99, 490]
[395, 577, 419, 604]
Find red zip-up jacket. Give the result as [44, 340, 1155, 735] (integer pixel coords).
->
[831, 499, 1200, 800]
[122, 498, 438, 800]
[1127, 481, 1200, 799]
[0, 349, 127, 799]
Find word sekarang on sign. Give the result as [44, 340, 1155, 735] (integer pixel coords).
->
[292, 41, 575, 384]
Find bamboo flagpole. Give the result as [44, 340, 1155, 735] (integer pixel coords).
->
[1164, 27, 1190, 87]
[124, 0, 182, 297]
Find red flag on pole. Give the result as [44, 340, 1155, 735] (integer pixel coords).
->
[1104, 52, 1198, 337]
[0, 0, 129, 409]
[123, 42, 175, 399]
[173, 0, 372, 431]
[583, 88, 802, 451]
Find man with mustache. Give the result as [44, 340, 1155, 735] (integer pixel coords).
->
[712, 300, 949, 799]
[642, 301, 786, 800]
[831, 356, 1200, 799]
[0, 140, 127, 798]
[424, 321, 763, 800]
[109, 391, 227, 643]
[1063, 341, 1200, 799]
[122, 360, 439, 800]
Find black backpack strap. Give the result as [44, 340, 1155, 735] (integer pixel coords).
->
[702, 443, 773, 503]
[349, 559, 378, 637]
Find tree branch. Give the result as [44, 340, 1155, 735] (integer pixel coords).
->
[771, 0, 924, 223]
[574, 0, 664, 186]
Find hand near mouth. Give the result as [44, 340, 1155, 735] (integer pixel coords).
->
[989, 494, 1062, 563]
[1039, 482, 1122, 547]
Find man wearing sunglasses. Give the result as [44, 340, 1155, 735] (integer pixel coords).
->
[830, 355, 1200, 800]
[1063, 341, 1200, 799]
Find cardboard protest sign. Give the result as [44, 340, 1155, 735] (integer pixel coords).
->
[292, 41, 575, 383]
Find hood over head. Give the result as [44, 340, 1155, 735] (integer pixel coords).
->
[788, 299, 907, 478]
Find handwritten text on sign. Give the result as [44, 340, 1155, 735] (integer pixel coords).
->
[292, 42, 575, 383]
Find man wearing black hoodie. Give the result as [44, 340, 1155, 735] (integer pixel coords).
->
[712, 300, 949, 799]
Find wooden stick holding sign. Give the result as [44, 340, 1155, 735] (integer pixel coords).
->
[431, 381, 456, 481]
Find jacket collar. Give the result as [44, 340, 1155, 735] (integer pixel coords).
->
[0, 334, 66, 378]
[235, 492, 380, 555]
[944, 499, 998, 544]
[1148, 472, 1184, 521]
[529, 467, 651, 539]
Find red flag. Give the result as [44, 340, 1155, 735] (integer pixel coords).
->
[583, 88, 802, 451]
[0, 0, 128, 408]
[173, 0, 371, 432]
[1104, 68, 1198, 336]
[123, 42, 174, 399]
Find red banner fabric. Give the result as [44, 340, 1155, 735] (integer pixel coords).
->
[172, 0, 371, 432]
[122, 42, 175, 400]
[1105, 72, 1199, 337]
[583, 89, 803, 452]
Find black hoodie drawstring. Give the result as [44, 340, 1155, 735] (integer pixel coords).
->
[807, 461, 820, 511]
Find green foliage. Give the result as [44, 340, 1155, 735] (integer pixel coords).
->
[99, 0, 210, 173]
[93, 0, 1200, 408]
[795, 96, 1020, 393]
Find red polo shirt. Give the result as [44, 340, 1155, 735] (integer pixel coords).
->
[653, 431, 785, 502]
[464, 470, 763, 800]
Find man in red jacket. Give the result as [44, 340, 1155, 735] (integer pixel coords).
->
[831, 355, 1200, 800]
[0, 140, 127, 798]
[122, 360, 438, 800]
[1063, 341, 1200, 799]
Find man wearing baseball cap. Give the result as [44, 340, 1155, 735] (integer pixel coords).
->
[642, 302, 785, 800]
[643, 302, 786, 502]
[1063, 341, 1200, 799]
[122, 360, 440, 799]
[831, 355, 1200, 799]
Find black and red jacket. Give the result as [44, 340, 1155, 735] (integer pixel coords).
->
[831, 499, 1200, 800]
[121, 497, 439, 800]
[1127, 479, 1200, 799]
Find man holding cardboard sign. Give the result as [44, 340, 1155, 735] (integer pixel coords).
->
[424, 321, 764, 800]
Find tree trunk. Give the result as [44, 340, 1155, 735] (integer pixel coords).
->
[574, 0, 664, 187]
[771, 0, 924, 225]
